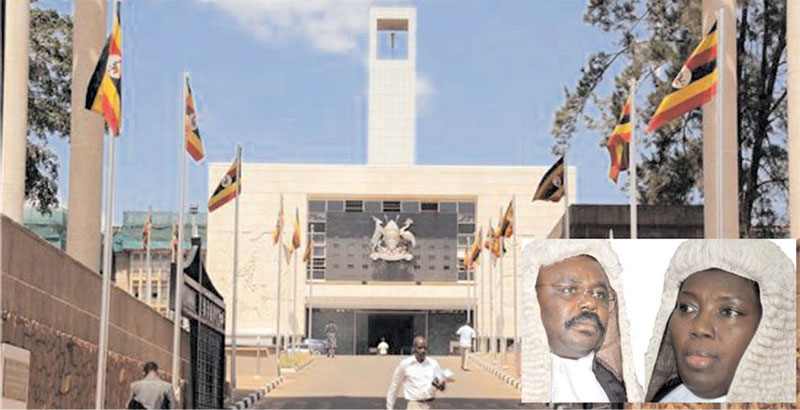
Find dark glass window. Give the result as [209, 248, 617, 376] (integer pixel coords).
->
[421, 202, 438, 212]
[345, 200, 363, 212]
[383, 201, 401, 212]
[458, 223, 476, 234]
[308, 201, 326, 212]
[401, 201, 420, 213]
[458, 202, 475, 214]
[440, 202, 457, 213]
[364, 201, 381, 212]
[327, 200, 344, 212]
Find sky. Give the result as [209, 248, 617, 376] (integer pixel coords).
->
[38, 0, 634, 224]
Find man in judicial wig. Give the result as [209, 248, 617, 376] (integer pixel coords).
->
[521, 240, 643, 404]
[645, 240, 795, 403]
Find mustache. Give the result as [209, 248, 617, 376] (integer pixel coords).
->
[564, 311, 606, 335]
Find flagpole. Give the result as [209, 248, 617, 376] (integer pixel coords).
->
[146, 205, 153, 305]
[171, 71, 188, 394]
[563, 152, 570, 239]
[629, 79, 638, 239]
[512, 197, 519, 377]
[230, 144, 242, 392]
[292, 220, 298, 362]
[465, 237, 471, 325]
[94, 128, 116, 409]
[94, 4, 119, 408]
[488, 223, 495, 363]
[307, 224, 315, 340]
[276, 194, 283, 377]
[479, 236, 486, 353]
[716, 8, 725, 238]
[498, 206, 506, 369]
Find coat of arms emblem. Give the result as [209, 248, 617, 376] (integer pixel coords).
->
[369, 215, 416, 261]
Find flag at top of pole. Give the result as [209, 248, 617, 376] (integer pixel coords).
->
[208, 156, 241, 212]
[85, 0, 122, 136]
[465, 227, 483, 270]
[533, 156, 565, 202]
[291, 207, 302, 251]
[184, 76, 205, 162]
[607, 94, 633, 184]
[499, 199, 514, 238]
[142, 211, 152, 249]
[273, 197, 284, 245]
[647, 22, 718, 133]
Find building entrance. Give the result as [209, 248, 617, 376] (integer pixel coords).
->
[368, 313, 417, 355]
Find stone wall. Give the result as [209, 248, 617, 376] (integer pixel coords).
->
[1, 216, 190, 408]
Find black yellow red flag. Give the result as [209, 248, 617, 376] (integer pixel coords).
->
[607, 95, 632, 183]
[185, 77, 205, 162]
[499, 199, 514, 238]
[85, 1, 122, 136]
[291, 208, 302, 251]
[647, 22, 718, 132]
[533, 156, 565, 202]
[208, 157, 241, 212]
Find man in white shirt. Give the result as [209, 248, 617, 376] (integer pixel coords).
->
[377, 337, 390, 356]
[386, 336, 445, 410]
[455, 322, 475, 370]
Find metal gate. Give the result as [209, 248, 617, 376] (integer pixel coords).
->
[173, 237, 226, 409]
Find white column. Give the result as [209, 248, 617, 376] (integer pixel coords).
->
[66, 0, 106, 271]
[702, 0, 738, 238]
[788, 0, 800, 237]
[1, 0, 30, 223]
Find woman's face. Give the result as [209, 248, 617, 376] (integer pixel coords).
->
[668, 269, 762, 399]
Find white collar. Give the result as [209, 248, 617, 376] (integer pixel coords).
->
[660, 384, 726, 403]
[549, 352, 610, 403]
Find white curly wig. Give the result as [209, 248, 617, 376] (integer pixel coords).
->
[644, 240, 795, 402]
[521, 239, 644, 403]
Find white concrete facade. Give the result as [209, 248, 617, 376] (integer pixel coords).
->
[367, 8, 416, 165]
[206, 163, 576, 344]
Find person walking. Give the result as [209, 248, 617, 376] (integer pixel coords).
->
[455, 322, 475, 371]
[386, 336, 446, 410]
[378, 337, 390, 356]
[324, 320, 338, 358]
[127, 361, 176, 409]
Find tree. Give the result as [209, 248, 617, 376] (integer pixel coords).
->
[26, 1, 72, 214]
[551, 0, 788, 237]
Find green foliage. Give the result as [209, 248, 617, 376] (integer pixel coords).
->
[552, 0, 788, 236]
[26, 1, 72, 214]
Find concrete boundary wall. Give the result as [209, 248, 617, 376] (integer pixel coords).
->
[1, 215, 190, 408]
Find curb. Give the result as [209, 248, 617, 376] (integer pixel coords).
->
[228, 357, 315, 409]
[469, 355, 521, 390]
[228, 376, 285, 410]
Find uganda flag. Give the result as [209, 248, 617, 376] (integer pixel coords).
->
[184, 77, 205, 162]
[302, 236, 313, 263]
[607, 95, 632, 184]
[533, 156, 565, 202]
[272, 200, 284, 245]
[291, 208, 302, 251]
[465, 228, 482, 270]
[142, 212, 152, 249]
[647, 22, 718, 133]
[499, 199, 514, 238]
[86, 1, 122, 136]
[208, 157, 240, 212]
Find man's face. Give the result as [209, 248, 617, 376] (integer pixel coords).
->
[413, 337, 428, 363]
[668, 269, 761, 399]
[536, 255, 612, 359]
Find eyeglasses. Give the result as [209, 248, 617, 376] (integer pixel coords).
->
[535, 284, 616, 307]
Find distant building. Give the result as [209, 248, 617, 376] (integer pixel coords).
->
[113, 210, 206, 314]
[23, 206, 68, 250]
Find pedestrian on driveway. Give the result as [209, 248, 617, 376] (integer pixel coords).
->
[455, 322, 475, 371]
[324, 320, 338, 358]
[128, 361, 176, 409]
[386, 336, 446, 410]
